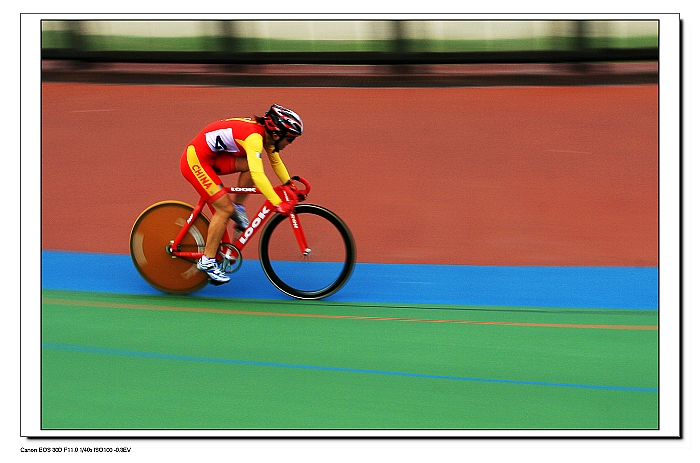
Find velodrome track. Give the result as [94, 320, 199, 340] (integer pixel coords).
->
[40, 82, 659, 431]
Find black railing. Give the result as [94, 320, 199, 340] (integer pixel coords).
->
[41, 48, 659, 66]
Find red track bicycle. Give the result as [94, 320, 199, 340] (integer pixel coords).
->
[129, 177, 356, 300]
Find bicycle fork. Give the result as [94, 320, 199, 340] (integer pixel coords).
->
[288, 211, 312, 256]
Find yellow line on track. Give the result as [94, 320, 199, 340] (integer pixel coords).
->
[42, 297, 658, 331]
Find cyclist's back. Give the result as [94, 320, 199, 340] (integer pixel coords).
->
[188, 117, 264, 162]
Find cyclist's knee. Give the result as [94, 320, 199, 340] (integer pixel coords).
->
[221, 202, 235, 217]
[211, 197, 234, 217]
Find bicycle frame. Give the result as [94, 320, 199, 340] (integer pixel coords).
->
[167, 178, 312, 261]
[130, 174, 355, 299]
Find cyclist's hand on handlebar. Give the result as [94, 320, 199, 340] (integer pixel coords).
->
[285, 176, 307, 202]
[275, 200, 295, 216]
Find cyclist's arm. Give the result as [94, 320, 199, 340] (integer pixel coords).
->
[239, 133, 283, 206]
[267, 150, 291, 185]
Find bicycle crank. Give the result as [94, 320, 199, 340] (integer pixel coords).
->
[218, 243, 243, 273]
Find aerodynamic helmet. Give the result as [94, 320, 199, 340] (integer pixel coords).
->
[263, 104, 304, 137]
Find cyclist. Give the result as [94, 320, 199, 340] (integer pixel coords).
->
[180, 104, 303, 284]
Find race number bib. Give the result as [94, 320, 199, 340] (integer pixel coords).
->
[205, 128, 240, 153]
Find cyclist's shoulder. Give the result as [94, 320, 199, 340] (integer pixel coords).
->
[200, 117, 259, 128]
[210, 117, 264, 135]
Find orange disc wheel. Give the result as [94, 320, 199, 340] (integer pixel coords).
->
[130, 201, 210, 295]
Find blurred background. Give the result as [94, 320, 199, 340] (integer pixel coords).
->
[41, 19, 658, 86]
[41, 19, 658, 55]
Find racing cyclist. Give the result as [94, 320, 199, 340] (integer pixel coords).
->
[180, 104, 303, 284]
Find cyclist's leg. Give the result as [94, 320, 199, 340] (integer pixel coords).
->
[213, 155, 251, 229]
[203, 195, 234, 259]
[223, 156, 252, 231]
[197, 194, 233, 284]
[233, 156, 252, 205]
[181, 145, 233, 259]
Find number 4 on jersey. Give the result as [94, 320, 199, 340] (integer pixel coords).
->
[205, 128, 239, 153]
[215, 135, 227, 150]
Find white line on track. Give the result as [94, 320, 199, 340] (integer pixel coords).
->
[547, 149, 592, 155]
[70, 109, 115, 113]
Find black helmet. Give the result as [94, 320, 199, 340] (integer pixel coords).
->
[263, 104, 303, 137]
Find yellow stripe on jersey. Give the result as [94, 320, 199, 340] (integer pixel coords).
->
[225, 117, 257, 123]
[186, 145, 221, 196]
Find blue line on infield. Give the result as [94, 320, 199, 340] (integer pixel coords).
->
[41, 250, 658, 309]
[42, 342, 659, 393]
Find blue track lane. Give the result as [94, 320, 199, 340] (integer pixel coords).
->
[41, 250, 658, 309]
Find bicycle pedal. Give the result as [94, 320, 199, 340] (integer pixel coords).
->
[208, 278, 229, 286]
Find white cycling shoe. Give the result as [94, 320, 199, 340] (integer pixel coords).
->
[196, 257, 230, 284]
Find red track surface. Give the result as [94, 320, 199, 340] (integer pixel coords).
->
[41, 82, 658, 266]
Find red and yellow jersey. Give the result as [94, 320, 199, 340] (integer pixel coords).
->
[186, 118, 290, 205]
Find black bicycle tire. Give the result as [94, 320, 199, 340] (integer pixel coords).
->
[258, 204, 356, 300]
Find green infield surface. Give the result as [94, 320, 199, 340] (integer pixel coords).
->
[41, 289, 658, 430]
